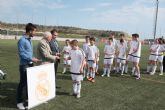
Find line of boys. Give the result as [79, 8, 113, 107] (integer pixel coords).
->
[61, 33, 165, 98]
[62, 33, 142, 83]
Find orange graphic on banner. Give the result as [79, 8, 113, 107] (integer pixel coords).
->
[35, 72, 50, 101]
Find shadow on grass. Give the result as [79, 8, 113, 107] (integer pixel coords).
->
[56, 91, 70, 96]
[56, 74, 71, 81]
[0, 82, 18, 109]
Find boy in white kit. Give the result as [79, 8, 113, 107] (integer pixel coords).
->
[157, 38, 164, 75]
[96, 47, 100, 75]
[68, 40, 85, 98]
[62, 39, 72, 74]
[102, 38, 115, 77]
[125, 34, 141, 79]
[116, 38, 128, 75]
[82, 36, 90, 78]
[146, 39, 160, 75]
[108, 32, 118, 71]
[86, 37, 98, 83]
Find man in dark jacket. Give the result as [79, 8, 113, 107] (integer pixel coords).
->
[49, 29, 61, 77]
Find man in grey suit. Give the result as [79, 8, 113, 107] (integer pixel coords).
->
[49, 29, 61, 76]
[37, 32, 60, 64]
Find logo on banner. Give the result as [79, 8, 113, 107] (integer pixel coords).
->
[35, 71, 50, 101]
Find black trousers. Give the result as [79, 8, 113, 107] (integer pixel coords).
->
[54, 61, 59, 76]
[163, 56, 165, 72]
[16, 65, 29, 103]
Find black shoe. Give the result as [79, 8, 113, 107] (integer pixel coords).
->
[3, 74, 6, 80]
[56, 86, 61, 89]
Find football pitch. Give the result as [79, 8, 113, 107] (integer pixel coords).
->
[0, 39, 165, 110]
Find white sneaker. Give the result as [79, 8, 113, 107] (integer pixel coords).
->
[17, 103, 25, 110]
[159, 73, 163, 76]
[101, 74, 105, 77]
[62, 70, 66, 74]
[121, 73, 124, 76]
[107, 74, 110, 77]
[150, 72, 155, 75]
[76, 93, 81, 98]
[136, 77, 141, 80]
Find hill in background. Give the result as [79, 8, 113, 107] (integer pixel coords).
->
[0, 21, 130, 39]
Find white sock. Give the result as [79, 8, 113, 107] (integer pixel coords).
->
[0, 70, 5, 75]
[107, 66, 111, 76]
[136, 67, 140, 78]
[152, 65, 157, 74]
[83, 69, 86, 78]
[73, 83, 77, 94]
[125, 64, 128, 73]
[87, 71, 90, 78]
[119, 63, 121, 71]
[147, 65, 151, 72]
[117, 66, 120, 73]
[160, 65, 163, 74]
[63, 67, 66, 73]
[103, 68, 107, 75]
[90, 71, 93, 78]
[96, 65, 98, 72]
[121, 64, 125, 74]
[132, 67, 135, 74]
[77, 82, 81, 94]
[92, 72, 95, 78]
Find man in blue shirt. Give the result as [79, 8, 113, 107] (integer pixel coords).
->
[17, 23, 39, 110]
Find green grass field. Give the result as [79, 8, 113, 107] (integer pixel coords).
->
[0, 39, 165, 110]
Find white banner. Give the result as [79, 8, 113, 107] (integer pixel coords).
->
[27, 63, 56, 109]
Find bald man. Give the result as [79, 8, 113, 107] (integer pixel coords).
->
[37, 32, 60, 64]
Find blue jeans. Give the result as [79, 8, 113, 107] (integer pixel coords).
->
[16, 65, 29, 103]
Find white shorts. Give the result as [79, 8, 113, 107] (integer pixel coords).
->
[88, 60, 96, 68]
[127, 54, 140, 63]
[117, 58, 126, 64]
[158, 55, 163, 62]
[71, 74, 83, 81]
[63, 60, 71, 65]
[149, 54, 158, 61]
[104, 58, 114, 65]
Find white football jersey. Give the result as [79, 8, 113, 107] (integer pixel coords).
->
[158, 44, 165, 55]
[86, 45, 98, 60]
[150, 44, 160, 55]
[69, 49, 85, 73]
[62, 46, 72, 58]
[129, 40, 141, 57]
[117, 43, 128, 59]
[104, 44, 115, 58]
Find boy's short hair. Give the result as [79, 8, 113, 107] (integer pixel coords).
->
[109, 32, 115, 36]
[108, 38, 113, 41]
[25, 23, 37, 33]
[163, 39, 165, 44]
[120, 38, 124, 43]
[65, 39, 70, 42]
[120, 33, 125, 37]
[132, 33, 139, 38]
[158, 38, 163, 44]
[89, 37, 95, 41]
[70, 40, 78, 46]
[85, 36, 90, 39]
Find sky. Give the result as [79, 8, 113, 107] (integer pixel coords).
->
[0, 0, 165, 39]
